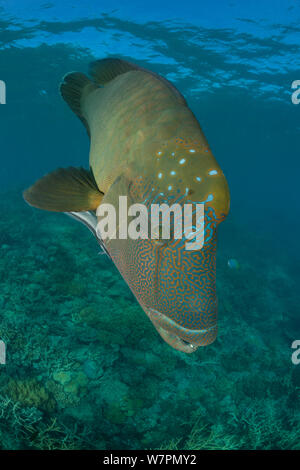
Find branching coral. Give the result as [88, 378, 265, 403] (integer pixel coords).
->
[3, 379, 56, 412]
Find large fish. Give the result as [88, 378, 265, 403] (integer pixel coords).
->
[23, 58, 230, 353]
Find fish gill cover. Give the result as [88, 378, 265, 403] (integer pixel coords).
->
[0, 0, 299, 451]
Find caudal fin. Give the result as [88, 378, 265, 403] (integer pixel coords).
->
[60, 72, 98, 136]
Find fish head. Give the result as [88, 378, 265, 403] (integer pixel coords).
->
[98, 138, 229, 353]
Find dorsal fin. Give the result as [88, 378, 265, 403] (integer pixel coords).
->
[89, 58, 187, 105]
[60, 72, 98, 136]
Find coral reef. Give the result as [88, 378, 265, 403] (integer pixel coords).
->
[3, 378, 56, 412]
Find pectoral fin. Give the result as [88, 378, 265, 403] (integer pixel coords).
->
[66, 211, 111, 258]
[23, 167, 104, 212]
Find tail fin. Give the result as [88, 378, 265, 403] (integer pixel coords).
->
[60, 72, 98, 136]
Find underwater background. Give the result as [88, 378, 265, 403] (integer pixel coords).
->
[0, 0, 299, 450]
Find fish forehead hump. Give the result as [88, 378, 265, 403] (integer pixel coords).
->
[84, 70, 202, 193]
[84, 69, 229, 222]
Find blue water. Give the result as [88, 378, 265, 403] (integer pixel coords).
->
[0, 0, 299, 449]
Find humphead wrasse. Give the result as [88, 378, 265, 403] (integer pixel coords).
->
[23, 58, 230, 354]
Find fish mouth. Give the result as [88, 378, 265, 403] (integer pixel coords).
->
[144, 307, 217, 354]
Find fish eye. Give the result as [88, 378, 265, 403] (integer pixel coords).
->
[150, 223, 174, 246]
[151, 223, 165, 243]
[153, 239, 166, 246]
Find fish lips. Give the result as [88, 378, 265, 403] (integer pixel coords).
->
[144, 307, 217, 354]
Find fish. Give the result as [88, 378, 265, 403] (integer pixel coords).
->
[228, 258, 239, 269]
[23, 58, 230, 354]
